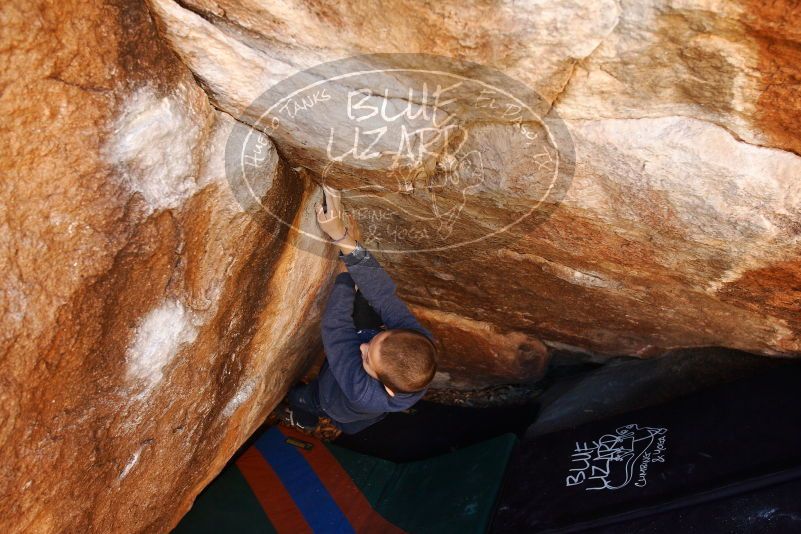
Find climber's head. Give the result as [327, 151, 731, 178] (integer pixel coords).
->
[359, 329, 437, 396]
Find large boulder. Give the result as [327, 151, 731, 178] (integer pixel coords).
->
[148, 0, 801, 359]
[1, 1, 333, 531]
[2, 0, 800, 532]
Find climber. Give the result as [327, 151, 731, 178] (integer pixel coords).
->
[282, 185, 438, 435]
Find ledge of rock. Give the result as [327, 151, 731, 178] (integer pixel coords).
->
[2, 0, 800, 532]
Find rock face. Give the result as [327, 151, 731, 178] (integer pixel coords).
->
[1, 1, 333, 532]
[148, 0, 801, 358]
[2, 0, 800, 532]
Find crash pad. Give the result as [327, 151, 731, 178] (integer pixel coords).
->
[173, 426, 516, 533]
[492, 363, 801, 532]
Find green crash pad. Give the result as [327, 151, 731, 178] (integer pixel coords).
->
[173, 426, 517, 534]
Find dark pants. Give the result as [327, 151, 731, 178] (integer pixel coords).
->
[286, 380, 326, 428]
[287, 290, 384, 433]
[287, 380, 385, 434]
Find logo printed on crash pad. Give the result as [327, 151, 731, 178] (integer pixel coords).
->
[565, 424, 667, 491]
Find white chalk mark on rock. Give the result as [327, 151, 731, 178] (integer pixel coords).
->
[104, 86, 202, 214]
[222, 377, 259, 417]
[119, 446, 143, 480]
[126, 299, 198, 399]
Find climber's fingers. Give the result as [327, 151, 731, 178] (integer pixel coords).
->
[347, 211, 358, 229]
[315, 201, 343, 225]
[322, 184, 342, 212]
[314, 202, 329, 223]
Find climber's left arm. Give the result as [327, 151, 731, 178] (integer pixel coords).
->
[319, 271, 372, 401]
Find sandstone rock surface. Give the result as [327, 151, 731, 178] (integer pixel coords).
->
[3, 0, 801, 532]
[149, 0, 801, 358]
[1, 1, 334, 532]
